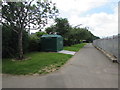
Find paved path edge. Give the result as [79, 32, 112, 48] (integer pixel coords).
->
[93, 45, 118, 63]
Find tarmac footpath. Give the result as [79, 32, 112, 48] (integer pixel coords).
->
[2, 43, 118, 88]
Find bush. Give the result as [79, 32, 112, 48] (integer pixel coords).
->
[28, 35, 40, 52]
[2, 25, 18, 58]
[28, 32, 47, 52]
[2, 25, 29, 58]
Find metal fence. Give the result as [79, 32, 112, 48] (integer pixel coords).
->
[93, 35, 120, 62]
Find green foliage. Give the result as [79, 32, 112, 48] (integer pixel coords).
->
[45, 17, 100, 46]
[2, 24, 18, 58]
[55, 18, 70, 37]
[35, 32, 47, 37]
[2, 1, 58, 59]
[85, 31, 100, 43]
[2, 25, 47, 58]
[45, 25, 56, 34]
[45, 18, 70, 36]
[28, 34, 41, 52]
[2, 52, 72, 75]
[2, 1, 58, 31]
[2, 24, 29, 58]
[28, 32, 47, 52]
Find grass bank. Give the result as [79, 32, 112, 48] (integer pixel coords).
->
[2, 52, 72, 75]
[64, 43, 86, 52]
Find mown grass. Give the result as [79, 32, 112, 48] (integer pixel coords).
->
[2, 52, 72, 75]
[64, 43, 86, 52]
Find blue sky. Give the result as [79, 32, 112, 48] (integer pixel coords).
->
[50, 0, 119, 38]
[82, 2, 116, 15]
[31, 0, 119, 38]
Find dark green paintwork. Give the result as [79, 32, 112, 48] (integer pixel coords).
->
[41, 35, 63, 52]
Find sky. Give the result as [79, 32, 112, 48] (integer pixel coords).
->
[47, 0, 119, 38]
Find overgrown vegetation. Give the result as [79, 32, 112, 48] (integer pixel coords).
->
[2, 52, 72, 75]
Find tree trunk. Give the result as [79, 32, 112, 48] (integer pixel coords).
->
[18, 30, 23, 60]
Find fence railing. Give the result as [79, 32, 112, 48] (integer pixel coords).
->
[93, 35, 120, 62]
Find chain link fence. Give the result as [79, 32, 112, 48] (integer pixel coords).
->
[93, 35, 120, 62]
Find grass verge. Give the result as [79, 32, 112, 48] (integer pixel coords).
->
[64, 43, 86, 52]
[2, 52, 72, 75]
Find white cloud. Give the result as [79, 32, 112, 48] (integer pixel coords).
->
[30, 0, 118, 37]
[50, 0, 118, 37]
[52, 0, 109, 13]
[69, 6, 118, 37]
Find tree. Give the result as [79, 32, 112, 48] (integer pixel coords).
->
[2, 24, 29, 58]
[45, 17, 99, 46]
[45, 25, 56, 34]
[35, 31, 47, 37]
[2, 1, 58, 60]
[45, 18, 70, 36]
[55, 18, 70, 37]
